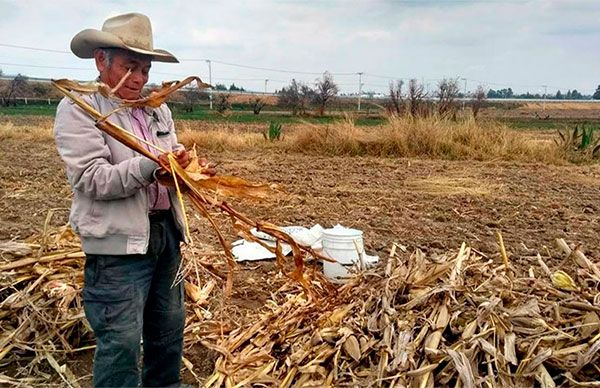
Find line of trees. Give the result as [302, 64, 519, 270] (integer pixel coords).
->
[214, 83, 246, 92]
[487, 87, 589, 100]
[386, 78, 487, 119]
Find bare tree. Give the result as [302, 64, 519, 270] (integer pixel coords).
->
[251, 98, 265, 115]
[8, 74, 29, 106]
[278, 79, 314, 115]
[182, 86, 206, 113]
[1, 74, 28, 107]
[388, 80, 404, 116]
[407, 79, 428, 118]
[215, 94, 231, 114]
[436, 78, 460, 119]
[471, 85, 487, 119]
[313, 71, 338, 116]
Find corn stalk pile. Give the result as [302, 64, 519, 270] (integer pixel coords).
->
[0, 226, 239, 386]
[0, 225, 88, 386]
[204, 241, 600, 387]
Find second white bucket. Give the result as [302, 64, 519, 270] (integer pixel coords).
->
[322, 225, 364, 282]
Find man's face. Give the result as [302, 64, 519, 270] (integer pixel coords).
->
[96, 49, 151, 100]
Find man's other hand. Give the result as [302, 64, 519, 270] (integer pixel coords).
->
[197, 157, 217, 177]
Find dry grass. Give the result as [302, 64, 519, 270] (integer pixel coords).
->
[0, 114, 568, 164]
[405, 176, 500, 196]
[0, 121, 54, 141]
[177, 122, 264, 152]
[523, 101, 600, 110]
[288, 116, 564, 163]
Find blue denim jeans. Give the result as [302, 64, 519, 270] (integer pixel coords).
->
[83, 211, 185, 387]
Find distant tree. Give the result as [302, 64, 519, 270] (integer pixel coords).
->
[228, 83, 245, 92]
[593, 85, 600, 100]
[251, 97, 265, 115]
[278, 79, 314, 115]
[214, 83, 227, 91]
[313, 71, 338, 116]
[571, 89, 583, 99]
[486, 88, 513, 99]
[31, 82, 52, 98]
[471, 85, 487, 119]
[388, 80, 404, 116]
[555, 90, 563, 100]
[436, 78, 460, 119]
[215, 94, 231, 114]
[407, 79, 428, 118]
[182, 85, 206, 113]
[1, 74, 28, 107]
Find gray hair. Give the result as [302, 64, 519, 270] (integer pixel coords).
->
[95, 48, 116, 67]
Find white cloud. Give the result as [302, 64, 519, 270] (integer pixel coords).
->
[0, 0, 599, 93]
[191, 28, 239, 47]
[352, 29, 393, 42]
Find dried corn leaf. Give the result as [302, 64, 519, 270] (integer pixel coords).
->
[551, 270, 578, 291]
[342, 335, 361, 362]
[53, 76, 210, 109]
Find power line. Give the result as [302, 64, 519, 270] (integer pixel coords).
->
[0, 62, 90, 71]
[181, 58, 356, 76]
[1, 41, 357, 77]
[364, 73, 403, 80]
[0, 42, 592, 93]
[0, 43, 70, 54]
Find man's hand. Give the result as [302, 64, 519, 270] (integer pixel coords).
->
[197, 157, 218, 177]
[155, 149, 217, 187]
[158, 149, 191, 170]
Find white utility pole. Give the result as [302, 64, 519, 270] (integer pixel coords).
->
[206, 59, 213, 109]
[264, 79, 268, 94]
[542, 84, 548, 111]
[357, 72, 363, 111]
[461, 77, 467, 110]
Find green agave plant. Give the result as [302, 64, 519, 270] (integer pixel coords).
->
[555, 124, 600, 158]
[264, 121, 283, 141]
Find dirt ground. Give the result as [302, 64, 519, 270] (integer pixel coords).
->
[2, 134, 600, 258]
[2, 119, 600, 384]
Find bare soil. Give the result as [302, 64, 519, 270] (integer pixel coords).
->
[2, 124, 600, 384]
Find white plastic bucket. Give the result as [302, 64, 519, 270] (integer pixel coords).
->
[322, 226, 364, 283]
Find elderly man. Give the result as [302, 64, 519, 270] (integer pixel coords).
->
[54, 13, 193, 387]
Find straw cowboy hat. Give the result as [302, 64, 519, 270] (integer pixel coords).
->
[71, 12, 178, 63]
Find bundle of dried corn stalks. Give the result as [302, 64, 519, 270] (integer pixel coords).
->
[204, 241, 600, 387]
[51, 77, 329, 295]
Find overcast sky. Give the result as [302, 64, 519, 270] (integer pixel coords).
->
[0, 0, 598, 95]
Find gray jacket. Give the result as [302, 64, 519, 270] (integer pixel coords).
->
[54, 93, 186, 255]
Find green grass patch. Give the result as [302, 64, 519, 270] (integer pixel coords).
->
[0, 103, 58, 116]
[170, 107, 386, 126]
[0, 102, 385, 126]
[500, 117, 600, 131]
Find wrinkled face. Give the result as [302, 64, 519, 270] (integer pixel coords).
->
[95, 48, 151, 100]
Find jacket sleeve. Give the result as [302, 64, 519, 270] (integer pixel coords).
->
[54, 97, 159, 200]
